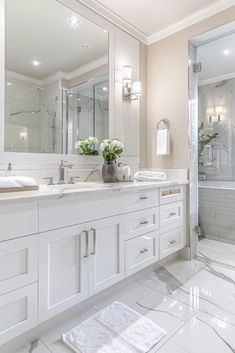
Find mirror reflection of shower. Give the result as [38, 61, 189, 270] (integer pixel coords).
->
[66, 74, 109, 155]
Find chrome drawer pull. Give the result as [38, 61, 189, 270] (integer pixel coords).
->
[140, 196, 148, 200]
[140, 248, 149, 254]
[89, 228, 96, 255]
[140, 220, 149, 225]
[168, 212, 177, 217]
[169, 240, 176, 245]
[82, 230, 89, 258]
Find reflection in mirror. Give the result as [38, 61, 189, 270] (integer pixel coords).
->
[4, 0, 109, 154]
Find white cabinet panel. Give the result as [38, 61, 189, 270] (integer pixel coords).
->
[125, 230, 159, 276]
[126, 207, 159, 239]
[160, 202, 183, 230]
[160, 226, 184, 259]
[0, 283, 37, 346]
[88, 215, 125, 295]
[0, 235, 38, 296]
[38, 226, 88, 322]
[0, 202, 38, 241]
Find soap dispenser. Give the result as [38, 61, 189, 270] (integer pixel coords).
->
[117, 162, 124, 181]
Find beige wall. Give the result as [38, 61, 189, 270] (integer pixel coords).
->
[147, 6, 235, 169]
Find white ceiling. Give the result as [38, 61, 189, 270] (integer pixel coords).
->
[6, 0, 108, 79]
[198, 32, 235, 82]
[82, 0, 235, 43]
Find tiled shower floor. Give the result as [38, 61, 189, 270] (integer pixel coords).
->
[198, 238, 235, 268]
[16, 258, 235, 353]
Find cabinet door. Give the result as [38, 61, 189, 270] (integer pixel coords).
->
[88, 215, 125, 296]
[0, 283, 37, 346]
[38, 225, 88, 322]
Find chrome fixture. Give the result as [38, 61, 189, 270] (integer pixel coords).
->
[43, 177, 54, 186]
[122, 66, 142, 101]
[68, 176, 80, 184]
[10, 110, 41, 117]
[58, 160, 73, 184]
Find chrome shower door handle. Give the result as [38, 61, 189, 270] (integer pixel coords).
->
[89, 228, 96, 255]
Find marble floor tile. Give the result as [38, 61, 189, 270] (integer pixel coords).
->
[198, 238, 235, 268]
[131, 289, 197, 352]
[156, 311, 235, 353]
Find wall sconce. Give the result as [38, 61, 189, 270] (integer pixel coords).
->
[206, 107, 215, 123]
[215, 105, 225, 122]
[20, 131, 27, 141]
[122, 66, 142, 101]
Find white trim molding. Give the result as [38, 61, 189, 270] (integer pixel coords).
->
[76, 0, 235, 45]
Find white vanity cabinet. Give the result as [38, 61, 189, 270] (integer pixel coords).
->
[0, 182, 187, 345]
[38, 215, 125, 321]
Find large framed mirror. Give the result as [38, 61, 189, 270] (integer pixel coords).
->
[4, 0, 109, 154]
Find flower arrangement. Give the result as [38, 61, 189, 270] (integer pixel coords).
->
[75, 136, 99, 156]
[198, 122, 219, 166]
[100, 139, 124, 163]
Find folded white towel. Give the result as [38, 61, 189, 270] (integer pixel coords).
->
[156, 129, 170, 155]
[62, 302, 166, 353]
[134, 171, 167, 181]
[0, 176, 37, 188]
[95, 302, 166, 353]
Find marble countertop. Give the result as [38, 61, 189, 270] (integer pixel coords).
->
[0, 179, 188, 204]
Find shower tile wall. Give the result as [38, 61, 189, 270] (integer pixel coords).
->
[199, 78, 235, 180]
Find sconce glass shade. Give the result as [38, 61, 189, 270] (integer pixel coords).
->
[132, 81, 142, 97]
[206, 107, 215, 116]
[122, 66, 132, 83]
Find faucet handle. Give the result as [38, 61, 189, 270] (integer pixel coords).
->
[43, 177, 54, 185]
[69, 176, 80, 184]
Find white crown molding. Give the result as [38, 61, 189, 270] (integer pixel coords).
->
[199, 71, 235, 86]
[147, 0, 235, 44]
[77, 0, 149, 43]
[77, 0, 235, 45]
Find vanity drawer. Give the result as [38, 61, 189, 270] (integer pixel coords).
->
[160, 226, 184, 259]
[0, 235, 38, 296]
[0, 201, 38, 241]
[160, 202, 183, 229]
[125, 231, 159, 276]
[126, 207, 159, 240]
[160, 186, 183, 205]
[127, 188, 159, 212]
[0, 283, 37, 346]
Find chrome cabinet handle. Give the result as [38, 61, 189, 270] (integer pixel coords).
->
[89, 228, 96, 255]
[82, 230, 89, 258]
[140, 248, 149, 254]
[140, 220, 149, 225]
[169, 240, 176, 245]
[140, 196, 148, 200]
[168, 212, 177, 218]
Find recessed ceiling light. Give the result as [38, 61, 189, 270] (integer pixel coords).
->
[6, 82, 12, 86]
[68, 16, 81, 28]
[77, 98, 81, 101]
[102, 87, 108, 91]
[223, 49, 231, 55]
[103, 29, 107, 33]
[32, 60, 40, 67]
[80, 43, 90, 49]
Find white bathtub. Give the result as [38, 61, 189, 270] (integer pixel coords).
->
[199, 180, 235, 190]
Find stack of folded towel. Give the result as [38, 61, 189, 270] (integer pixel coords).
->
[0, 176, 38, 189]
[134, 171, 167, 181]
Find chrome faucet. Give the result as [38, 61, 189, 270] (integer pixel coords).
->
[58, 160, 73, 184]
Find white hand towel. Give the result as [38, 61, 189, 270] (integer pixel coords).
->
[134, 171, 166, 181]
[0, 176, 37, 189]
[156, 129, 170, 155]
[94, 302, 166, 353]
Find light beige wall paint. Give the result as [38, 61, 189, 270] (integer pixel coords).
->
[140, 42, 148, 168]
[147, 6, 235, 169]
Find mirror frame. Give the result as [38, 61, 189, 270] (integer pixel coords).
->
[0, 0, 116, 160]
